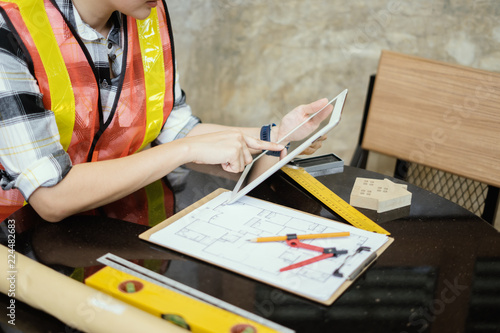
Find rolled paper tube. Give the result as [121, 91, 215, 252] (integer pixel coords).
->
[0, 245, 185, 333]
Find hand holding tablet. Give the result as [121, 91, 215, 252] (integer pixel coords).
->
[228, 89, 348, 204]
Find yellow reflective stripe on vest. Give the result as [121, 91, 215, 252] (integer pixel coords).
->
[6, 0, 75, 151]
[137, 8, 166, 151]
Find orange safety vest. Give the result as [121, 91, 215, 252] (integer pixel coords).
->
[0, 0, 175, 223]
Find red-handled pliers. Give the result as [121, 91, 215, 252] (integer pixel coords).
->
[280, 237, 348, 272]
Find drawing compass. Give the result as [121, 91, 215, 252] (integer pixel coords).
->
[280, 234, 348, 272]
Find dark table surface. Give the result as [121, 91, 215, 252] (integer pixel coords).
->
[1, 165, 499, 333]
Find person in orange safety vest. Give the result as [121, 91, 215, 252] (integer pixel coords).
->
[0, 0, 332, 223]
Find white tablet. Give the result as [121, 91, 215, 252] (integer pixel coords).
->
[228, 89, 348, 204]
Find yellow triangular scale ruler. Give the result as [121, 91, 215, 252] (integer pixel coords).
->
[281, 166, 390, 235]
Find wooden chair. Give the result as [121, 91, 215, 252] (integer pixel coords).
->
[351, 50, 500, 223]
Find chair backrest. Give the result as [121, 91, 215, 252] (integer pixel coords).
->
[361, 50, 500, 188]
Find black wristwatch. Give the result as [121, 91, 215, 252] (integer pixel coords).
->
[260, 123, 289, 157]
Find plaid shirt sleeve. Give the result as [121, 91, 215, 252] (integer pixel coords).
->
[0, 18, 72, 200]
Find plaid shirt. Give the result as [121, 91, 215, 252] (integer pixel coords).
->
[0, 0, 199, 200]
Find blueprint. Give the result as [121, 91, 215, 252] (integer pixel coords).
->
[149, 192, 389, 302]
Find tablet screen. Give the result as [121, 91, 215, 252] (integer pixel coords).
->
[228, 89, 348, 204]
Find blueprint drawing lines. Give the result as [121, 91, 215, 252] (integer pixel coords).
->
[150, 192, 389, 302]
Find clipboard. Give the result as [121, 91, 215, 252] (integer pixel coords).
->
[140, 188, 393, 306]
[228, 89, 348, 204]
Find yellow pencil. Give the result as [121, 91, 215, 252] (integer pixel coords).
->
[249, 232, 350, 243]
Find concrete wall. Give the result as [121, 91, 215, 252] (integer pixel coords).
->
[167, 0, 500, 164]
